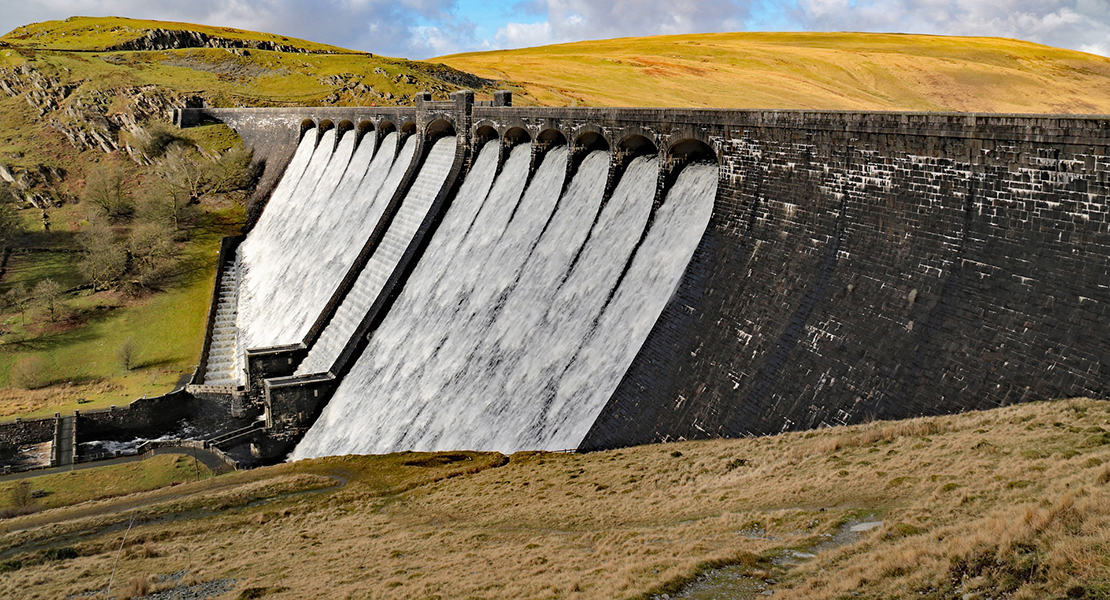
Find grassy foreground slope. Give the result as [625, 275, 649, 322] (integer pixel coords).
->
[438, 32, 1110, 113]
[1, 399, 1108, 599]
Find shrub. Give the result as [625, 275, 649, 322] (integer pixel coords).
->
[118, 338, 135, 372]
[141, 122, 192, 158]
[11, 355, 50, 390]
[9, 481, 32, 507]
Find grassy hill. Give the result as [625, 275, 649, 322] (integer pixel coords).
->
[1, 16, 349, 53]
[438, 32, 1110, 113]
[0, 17, 493, 420]
[1, 399, 1107, 599]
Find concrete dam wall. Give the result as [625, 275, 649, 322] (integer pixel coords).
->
[177, 92, 1109, 459]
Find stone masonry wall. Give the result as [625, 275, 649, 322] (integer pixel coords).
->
[580, 114, 1110, 449]
[0, 416, 55, 450]
[182, 104, 1110, 452]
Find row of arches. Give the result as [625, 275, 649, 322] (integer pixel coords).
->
[298, 117, 459, 149]
[295, 117, 716, 164]
[475, 123, 717, 164]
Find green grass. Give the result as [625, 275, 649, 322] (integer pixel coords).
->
[2, 16, 350, 53]
[0, 205, 243, 421]
[0, 453, 212, 512]
[0, 252, 84, 294]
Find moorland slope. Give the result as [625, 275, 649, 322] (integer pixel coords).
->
[438, 31, 1110, 113]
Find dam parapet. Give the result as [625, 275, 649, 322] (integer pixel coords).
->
[159, 95, 1109, 464]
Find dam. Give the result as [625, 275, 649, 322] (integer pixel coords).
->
[10, 89, 1099, 466]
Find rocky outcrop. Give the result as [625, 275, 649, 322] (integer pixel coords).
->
[413, 62, 493, 90]
[106, 28, 338, 54]
[0, 62, 196, 157]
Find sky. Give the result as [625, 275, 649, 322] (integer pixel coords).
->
[1, 0, 1108, 60]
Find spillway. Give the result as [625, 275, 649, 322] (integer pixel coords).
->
[297, 135, 458, 375]
[291, 149, 717, 459]
[232, 131, 414, 383]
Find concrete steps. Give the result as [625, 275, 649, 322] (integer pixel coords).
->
[203, 255, 242, 386]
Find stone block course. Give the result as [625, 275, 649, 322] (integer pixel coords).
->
[179, 101, 1110, 454]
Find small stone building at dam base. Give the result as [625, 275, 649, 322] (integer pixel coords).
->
[5, 91, 1107, 469]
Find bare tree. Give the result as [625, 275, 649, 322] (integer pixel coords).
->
[159, 145, 209, 205]
[32, 278, 63, 322]
[82, 168, 134, 223]
[5, 283, 31, 326]
[79, 220, 128, 290]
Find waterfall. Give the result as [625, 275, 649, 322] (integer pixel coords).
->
[296, 135, 458, 375]
[291, 148, 716, 459]
[235, 132, 414, 365]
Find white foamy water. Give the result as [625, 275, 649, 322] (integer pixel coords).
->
[202, 131, 320, 386]
[297, 136, 458, 375]
[293, 149, 716, 459]
[535, 162, 718, 448]
[235, 132, 414, 369]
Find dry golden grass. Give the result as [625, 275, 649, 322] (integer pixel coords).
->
[438, 32, 1110, 113]
[1, 399, 1108, 599]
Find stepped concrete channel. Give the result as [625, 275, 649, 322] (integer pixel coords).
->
[4, 91, 1105, 471]
[204, 253, 242, 386]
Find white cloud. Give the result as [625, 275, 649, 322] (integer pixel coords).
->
[495, 21, 556, 48]
[493, 0, 752, 48]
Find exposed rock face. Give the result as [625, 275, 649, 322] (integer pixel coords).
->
[0, 63, 193, 156]
[413, 62, 493, 90]
[106, 28, 337, 54]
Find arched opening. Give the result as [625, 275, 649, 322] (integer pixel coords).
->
[617, 134, 657, 159]
[574, 131, 609, 153]
[503, 126, 532, 149]
[335, 120, 355, 149]
[474, 125, 498, 149]
[537, 129, 567, 148]
[356, 120, 375, 147]
[426, 118, 457, 142]
[668, 138, 717, 165]
[378, 120, 397, 137]
[316, 119, 336, 146]
[299, 119, 316, 140]
[400, 121, 417, 137]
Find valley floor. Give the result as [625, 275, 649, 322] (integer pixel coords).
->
[1, 398, 1108, 599]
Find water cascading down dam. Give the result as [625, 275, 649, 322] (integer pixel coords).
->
[171, 91, 1109, 464]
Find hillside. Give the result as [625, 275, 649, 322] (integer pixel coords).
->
[1, 16, 350, 53]
[0, 17, 493, 420]
[0, 16, 489, 182]
[1, 399, 1108, 599]
[438, 32, 1110, 113]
